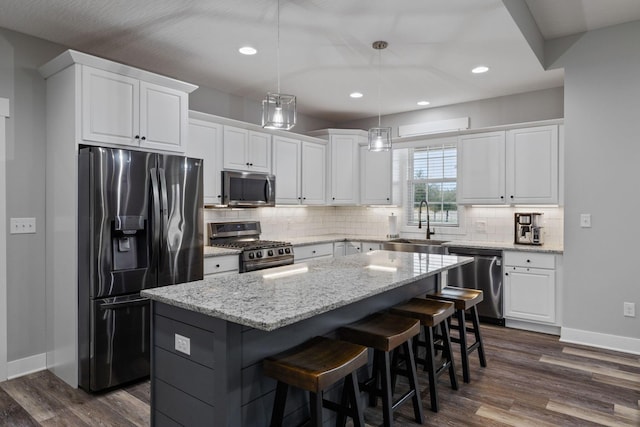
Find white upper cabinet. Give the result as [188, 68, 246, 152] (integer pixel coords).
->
[81, 66, 188, 152]
[458, 131, 506, 204]
[272, 136, 301, 204]
[360, 145, 392, 205]
[506, 125, 559, 204]
[328, 133, 361, 205]
[272, 136, 325, 205]
[458, 125, 559, 205]
[223, 126, 271, 173]
[187, 118, 223, 206]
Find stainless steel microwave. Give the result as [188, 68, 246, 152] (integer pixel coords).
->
[221, 171, 276, 207]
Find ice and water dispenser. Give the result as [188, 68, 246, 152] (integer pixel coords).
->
[112, 215, 148, 271]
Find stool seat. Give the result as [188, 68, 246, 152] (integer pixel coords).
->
[264, 336, 368, 392]
[428, 287, 483, 310]
[338, 312, 420, 352]
[391, 298, 455, 327]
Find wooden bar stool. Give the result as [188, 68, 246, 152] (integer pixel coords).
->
[263, 336, 368, 427]
[426, 287, 487, 383]
[339, 313, 424, 427]
[390, 298, 457, 412]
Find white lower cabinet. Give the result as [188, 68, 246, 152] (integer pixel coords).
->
[361, 242, 382, 252]
[294, 243, 333, 262]
[504, 251, 557, 324]
[204, 255, 239, 277]
[335, 241, 380, 256]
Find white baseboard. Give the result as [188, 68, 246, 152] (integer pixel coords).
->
[505, 319, 560, 336]
[7, 353, 46, 380]
[560, 327, 640, 355]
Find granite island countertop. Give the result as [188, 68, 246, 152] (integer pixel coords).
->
[143, 251, 473, 331]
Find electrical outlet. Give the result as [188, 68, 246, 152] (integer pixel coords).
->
[174, 333, 191, 355]
[623, 302, 635, 318]
[580, 214, 591, 228]
[10, 217, 36, 234]
[475, 220, 487, 232]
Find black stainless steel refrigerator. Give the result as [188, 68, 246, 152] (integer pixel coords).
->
[78, 146, 203, 392]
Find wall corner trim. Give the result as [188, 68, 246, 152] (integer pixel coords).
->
[7, 353, 47, 380]
[0, 98, 9, 117]
[560, 327, 640, 356]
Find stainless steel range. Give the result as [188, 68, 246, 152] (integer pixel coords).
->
[208, 221, 294, 273]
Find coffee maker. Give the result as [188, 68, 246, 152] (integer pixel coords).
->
[514, 213, 543, 245]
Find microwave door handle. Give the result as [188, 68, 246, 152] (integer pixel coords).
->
[159, 168, 169, 263]
[265, 176, 272, 204]
[150, 168, 161, 262]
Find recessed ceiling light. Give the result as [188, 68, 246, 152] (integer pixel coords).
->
[239, 46, 257, 55]
[417, 101, 430, 106]
[350, 92, 363, 98]
[472, 65, 489, 74]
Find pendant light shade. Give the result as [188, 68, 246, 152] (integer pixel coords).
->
[368, 40, 391, 152]
[368, 127, 392, 152]
[262, 0, 296, 130]
[263, 93, 296, 130]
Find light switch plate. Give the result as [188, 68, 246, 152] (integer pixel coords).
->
[10, 217, 36, 234]
[579, 214, 591, 228]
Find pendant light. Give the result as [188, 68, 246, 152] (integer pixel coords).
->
[368, 41, 392, 152]
[262, 0, 296, 130]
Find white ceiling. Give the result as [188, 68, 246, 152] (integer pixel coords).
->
[1, 0, 639, 122]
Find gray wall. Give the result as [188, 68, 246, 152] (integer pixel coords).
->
[549, 21, 640, 340]
[338, 87, 564, 133]
[0, 29, 65, 361]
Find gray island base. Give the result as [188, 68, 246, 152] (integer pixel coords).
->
[142, 251, 473, 426]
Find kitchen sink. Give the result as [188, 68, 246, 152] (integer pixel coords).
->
[382, 238, 449, 254]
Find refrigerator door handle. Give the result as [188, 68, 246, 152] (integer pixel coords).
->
[159, 168, 169, 258]
[150, 168, 161, 263]
[99, 297, 150, 310]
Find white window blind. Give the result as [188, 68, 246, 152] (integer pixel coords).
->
[406, 144, 458, 226]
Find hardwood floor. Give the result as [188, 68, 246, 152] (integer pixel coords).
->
[0, 325, 638, 426]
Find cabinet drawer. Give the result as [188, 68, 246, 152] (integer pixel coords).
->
[294, 243, 334, 260]
[361, 242, 382, 252]
[504, 251, 555, 269]
[204, 255, 239, 275]
[154, 315, 215, 368]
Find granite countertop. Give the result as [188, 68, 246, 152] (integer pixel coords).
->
[142, 251, 473, 331]
[203, 246, 240, 257]
[442, 240, 563, 254]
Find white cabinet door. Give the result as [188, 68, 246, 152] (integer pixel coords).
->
[204, 255, 239, 276]
[273, 136, 301, 204]
[188, 119, 223, 205]
[506, 125, 559, 204]
[81, 66, 139, 146]
[223, 126, 250, 170]
[248, 131, 272, 173]
[345, 241, 361, 255]
[458, 131, 506, 204]
[504, 266, 556, 323]
[329, 134, 359, 205]
[294, 243, 333, 262]
[301, 142, 326, 205]
[360, 146, 392, 205]
[361, 241, 382, 252]
[139, 81, 188, 153]
[333, 242, 346, 257]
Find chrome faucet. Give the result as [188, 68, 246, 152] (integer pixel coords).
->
[418, 200, 434, 239]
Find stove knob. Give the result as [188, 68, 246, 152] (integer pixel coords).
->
[256, 251, 263, 258]
[248, 252, 255, 259]
[278, 248, 284, 255]
[268, 250, 274, 256]
[285, 248, 291, 254]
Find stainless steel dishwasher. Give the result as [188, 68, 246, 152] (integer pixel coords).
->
[446, 247, 504, 325]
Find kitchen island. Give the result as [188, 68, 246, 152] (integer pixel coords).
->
[142, 250, 473, 426]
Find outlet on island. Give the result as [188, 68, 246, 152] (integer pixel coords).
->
[175, 333, 191, 355]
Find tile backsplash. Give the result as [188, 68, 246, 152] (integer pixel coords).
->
[203, 205, 564, 246]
